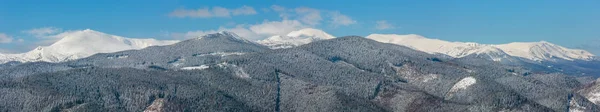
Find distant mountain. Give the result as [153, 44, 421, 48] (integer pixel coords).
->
[494, 41, 595, 61]
[0, 29, 178, 64]
[1, 32, 599, 111]
[257, 28, 335, 49]
[0, 31, 269, 78]
[366, 34, 595, 62]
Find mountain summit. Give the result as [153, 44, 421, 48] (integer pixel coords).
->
[366, 34, 595, 62]
[494, 41, 595, 61]
[0, 29, 179, 63]
[257, 28, 335, 49]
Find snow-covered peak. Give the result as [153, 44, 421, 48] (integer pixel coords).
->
[494, 41, 595, 61]
[0, 29, 179, 63]
[366, 34, 595, 61]
[366, 34, 501, 58]
[257, 28, 336, 49]
[285, 28, 335, 39]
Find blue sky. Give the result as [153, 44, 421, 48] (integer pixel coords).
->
[1, 0, 599, 54]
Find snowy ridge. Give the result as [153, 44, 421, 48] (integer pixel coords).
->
[0, 29, 179, 63]
[366, 34, 595, 61]
[494, 41, 595, 61]
[257, 28, 335, 49]
[579, 78, 600, 105]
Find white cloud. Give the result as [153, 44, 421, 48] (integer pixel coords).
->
[172, 5, 357, 40]
[249, 20, 307, 36]
[0, 33, 14, 43]
[0, 48, 11, 53]
[30, 30, 78, 46]
[295, 7, 322, 26]
[231, 6, 258, 15]
[375, 20, 395, 30]
[173, 20, 307, 40]
[270, 5, 290, 19]
[225, 25, 262, 40]
[269, 5, 355, 27]
[330, 11, 356, 27]
[169, 6, 257, 18]
[211, 6, 231, 17]
[23, 27, 62, 38]
[170, 8, 212, 18]
[271, 5, 286, 12]
[25, 29, 98, 47]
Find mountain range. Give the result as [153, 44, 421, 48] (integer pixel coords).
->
[1, 29, 600, 111]
[0, 28, 595, 65]
[366, 34, 595, 62]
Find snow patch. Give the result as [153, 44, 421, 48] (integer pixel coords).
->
[169, 58, 185, 67]
[194, 52, 246, 57]
[217, 62, 229, 68]
[569, 98, 587, 112]
[445, 76, 477, 100]
[451, 77, 477, 90]
[144, 98, 165, 112]
[511, 73, 518, 75]
[465, 69, 475, 73]
[584, 91, 600, 105]
[216, 62, 251, 78]
[391, 64, 438, 82]
[421, 74, 438, 82]
[447, 76, 477, 94]
[180, 65, 209, 70]
[234, 67, 251, 78]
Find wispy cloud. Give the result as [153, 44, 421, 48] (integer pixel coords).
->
[249, 20, 308, 37]
[171, 5, 356, 40]
[270, 5, 287, 12]
[21, 27, 86, 49]
[22, 27, 63, 38]
[0, 48, 11, 53]
[269, 5, 355, 27]
[21, 27, 68, 48]
[329, 11, 356, 27]
[231, 6, 258, 15]
[375, 20, 395, 30]
[169, 6, 257, 18]
[0, 33, 14, 43]
[295, 7, 322, 26]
